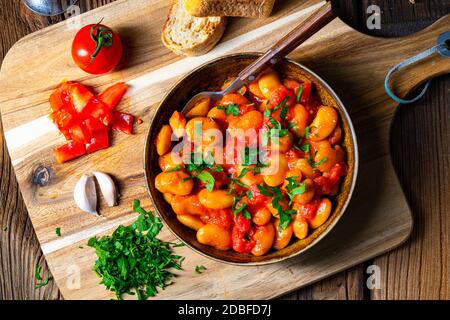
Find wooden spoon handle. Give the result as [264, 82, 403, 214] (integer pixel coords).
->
[392, 40, 450, 100]
[228, 1, 335, 91]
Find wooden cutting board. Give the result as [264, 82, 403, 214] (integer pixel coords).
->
[1, 0, 448, 299]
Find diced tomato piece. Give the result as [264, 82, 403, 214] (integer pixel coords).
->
[329, 162, 347, 185]
[313, 176, 333, 195]
[54, 141, 86, 164]
[98, 82, 128, 109]
[247, 184, 270, 213]
[300, 197, 321, 221]
[68, 121, 92, 144]
[49, 110, 74, 130]
[269, 85, 295, 109]
[111, 111, 134, 134]
[49, 90, 65, 112]
[69, 83, 94, 113]
[200, 209, 232, 230]
[83, 117, 107, 132]
[283, 79, 301, 94]
[300, 81, 312, 105]
[80, 98, 113, 126]
[231, 213, 255, 254]
[86, 129, 110, 154]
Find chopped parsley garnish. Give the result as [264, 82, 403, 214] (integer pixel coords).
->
[55, 227, 61, 237]
[296, 84, 303, 104]
[217, 103, 239, 116]
[305, 126, 312, 139]
[35, 264, 50, 289]
[88, 200, 185, 300]
[196, 171, 215, 192]
[246, 190, 253, 199]
[195, 265, 207, 274]
[306, 152, 328, 169]
[279, 98, 289, 120]
[256, 184, 296, 230]
[315, 157, 328, 166]
[166, 165, 181, 173]
[232, 197, 251, 220]
[228, 177, 247, 194]
[237, 167, 249, 179]
[185, 152, 223, 173]
[285, 176, 307, 204]
[263, 98, 290, 143]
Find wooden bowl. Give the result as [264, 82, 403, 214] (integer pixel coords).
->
[144, 53, 358, 265]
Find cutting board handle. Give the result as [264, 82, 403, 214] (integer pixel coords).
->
[386, 17, 450, 100]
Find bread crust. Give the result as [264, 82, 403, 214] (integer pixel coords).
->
[184, 0, 276, 18]
[162, 0, 227, 56]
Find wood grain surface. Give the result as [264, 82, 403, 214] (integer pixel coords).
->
[0, 0, 448, 300]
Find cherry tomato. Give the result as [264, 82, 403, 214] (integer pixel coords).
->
[72, 22, 123, 75]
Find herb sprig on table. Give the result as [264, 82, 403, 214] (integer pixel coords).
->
[88, 199, 185, 300]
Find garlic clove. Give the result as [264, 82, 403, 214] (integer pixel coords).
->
[93, 171, 118, 207]
[74, 174, 98, 215]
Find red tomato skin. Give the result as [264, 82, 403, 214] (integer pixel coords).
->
[247, 184, 270, 213]
[231, 214, 256, 254]
[313, 176, 333, 195]
[83, 117, 107, 132]
[86, 129, 110, 154]
[300, 82, 312, 105]
[300, 198, 321, 221]
[68, 83, 94, 113]
[200, 209, 232, 230]
[111, 111, 134, 134]
[98, 83, 128, 109]
[269, 85, 295, 109]
[68, 121, 92, 144]
[283, 79, 300, 93]
[71, 24, 123, 75]
[54, 141, 86, 164]
[80, 98, 113, 126]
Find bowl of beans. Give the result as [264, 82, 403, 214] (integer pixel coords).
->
[145, 53, 358, 265]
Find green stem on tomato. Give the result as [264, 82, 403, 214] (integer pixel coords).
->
[89, 19, 113, 63]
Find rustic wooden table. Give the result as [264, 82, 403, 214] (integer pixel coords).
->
[0, 0, 448, 300]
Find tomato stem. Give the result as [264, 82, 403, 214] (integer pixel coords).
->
[89, 19, 113, 63]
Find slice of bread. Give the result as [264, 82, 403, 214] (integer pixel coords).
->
[184, 0, 276, 18]
[162, 0, 227, 56]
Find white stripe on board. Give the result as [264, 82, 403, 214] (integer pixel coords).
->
[41, 215, 136, 255]
[5, 116, 57, 152]
[4, 1, 324, 153]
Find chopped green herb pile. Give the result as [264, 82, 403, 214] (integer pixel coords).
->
[87, 199, 185, 300]
[195, 265, 207, 274]
[35, 264, 50, 289]
[55, 227, 61, 237]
